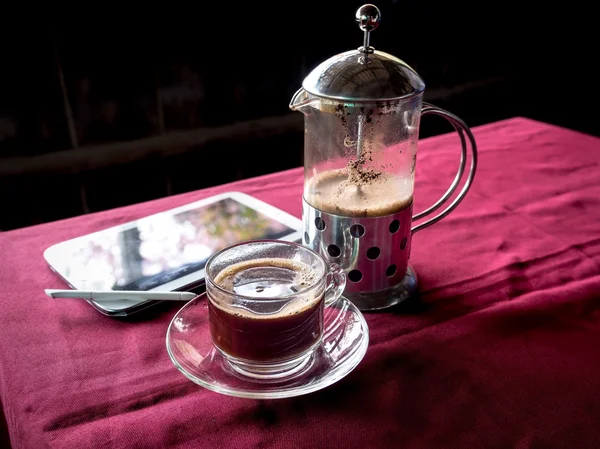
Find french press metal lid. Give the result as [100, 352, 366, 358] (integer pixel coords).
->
[301, 4, 425, 103]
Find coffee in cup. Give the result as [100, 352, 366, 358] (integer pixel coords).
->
[205, 241, 346, 380]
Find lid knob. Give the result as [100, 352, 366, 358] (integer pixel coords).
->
[355, 4, 381, 32]
[355, 4, 381, 61]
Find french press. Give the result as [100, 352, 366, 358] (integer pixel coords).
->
[290, 4, 478, 311]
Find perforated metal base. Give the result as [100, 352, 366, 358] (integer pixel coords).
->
[303, 198, 418, 311]
[347, 264, 418, 311]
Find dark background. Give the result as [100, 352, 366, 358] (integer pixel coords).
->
[0, 3, 594, 231]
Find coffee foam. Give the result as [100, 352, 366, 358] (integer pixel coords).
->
[304, 168, 413, 217]
[210, 258, 323, 319]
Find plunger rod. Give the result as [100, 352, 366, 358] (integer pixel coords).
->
[356, 115, 366, 159]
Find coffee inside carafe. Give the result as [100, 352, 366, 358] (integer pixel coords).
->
[302, 102, 418, 218]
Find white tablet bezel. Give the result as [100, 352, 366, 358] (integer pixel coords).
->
[43, 191, 303, 316]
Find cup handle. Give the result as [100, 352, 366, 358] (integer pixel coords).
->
[324, 263, 347, 306]
[411, 102, 478, 234]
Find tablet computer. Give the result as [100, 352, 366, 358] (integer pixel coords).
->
[44, 192, 303, 316]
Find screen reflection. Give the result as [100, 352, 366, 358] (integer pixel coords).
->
[59, 198, 293, 291]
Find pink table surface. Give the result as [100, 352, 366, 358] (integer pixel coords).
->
[1, 117, 600, 449]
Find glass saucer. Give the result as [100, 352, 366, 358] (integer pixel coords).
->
[166, 294, 369, 399]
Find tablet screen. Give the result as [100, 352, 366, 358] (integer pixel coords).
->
[47, 196, 299, 293]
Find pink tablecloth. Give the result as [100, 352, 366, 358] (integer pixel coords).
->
[1, 117, 600, 448]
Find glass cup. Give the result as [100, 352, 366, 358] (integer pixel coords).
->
[205, 240, 346, 380]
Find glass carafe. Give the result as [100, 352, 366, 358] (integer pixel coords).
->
[293, 90, 421, 219]
[290, 4, 478, 311]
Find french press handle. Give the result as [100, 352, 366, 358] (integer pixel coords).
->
[411, 103, 478, 234]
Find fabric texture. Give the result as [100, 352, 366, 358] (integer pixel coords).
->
[1, 117, 599, 448]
